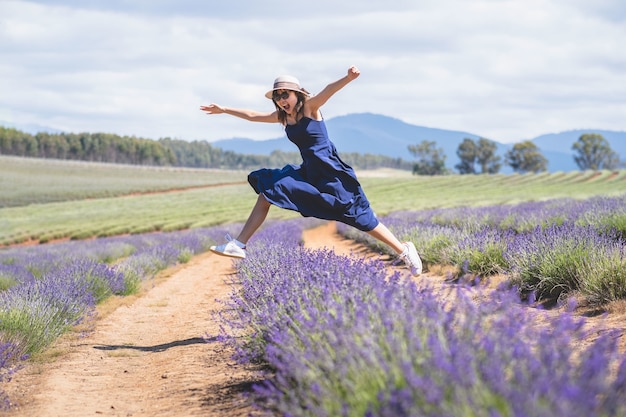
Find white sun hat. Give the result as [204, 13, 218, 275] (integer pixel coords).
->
[265, 75, 310, 99]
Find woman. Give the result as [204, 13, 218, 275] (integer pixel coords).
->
[199, 66, 422, 275]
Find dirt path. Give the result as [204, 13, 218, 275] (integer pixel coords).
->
[3, 222, 374, 417]
[3, 222, 625, 416]
[5, 249, 252, 416]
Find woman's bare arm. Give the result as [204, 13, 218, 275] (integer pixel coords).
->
[200, 103, 279, 123]
[305, 66, 360, 117]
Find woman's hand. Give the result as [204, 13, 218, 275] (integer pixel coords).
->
[347, 66, 360, 81]
[199, 104, 225, 114]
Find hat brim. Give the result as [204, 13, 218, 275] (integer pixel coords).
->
[265, 87, 308, 99]
[265, 81, 310, 99]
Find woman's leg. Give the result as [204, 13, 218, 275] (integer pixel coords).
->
[365, 222, 405, 254]
[236, 193, 272, 244]
[367, 222, 423, 276]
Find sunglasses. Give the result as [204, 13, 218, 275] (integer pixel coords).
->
[272, 90, 291, 101]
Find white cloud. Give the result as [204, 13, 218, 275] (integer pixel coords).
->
[1, 0, 625, 145]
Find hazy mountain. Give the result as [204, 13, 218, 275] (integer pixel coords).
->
[0, 120, 63, 135]
[214, 113, 626, 172]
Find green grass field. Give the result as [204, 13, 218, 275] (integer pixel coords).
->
[0, 155, 247, 207]
[1, 155, 625, 246]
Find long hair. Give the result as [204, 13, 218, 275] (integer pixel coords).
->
[274, 90, 309, 126]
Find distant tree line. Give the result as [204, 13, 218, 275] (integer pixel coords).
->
[0, 127, 413, 171]
[0, 128, 177, 166]
[410, 134, 623, 176]
[2, 126, 620, 175]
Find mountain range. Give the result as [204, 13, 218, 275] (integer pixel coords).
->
[213, 113, 626, 173]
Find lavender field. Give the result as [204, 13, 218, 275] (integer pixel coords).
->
[340, 195, 626, 306]
[223, 216, 626, 416]
[0, 225, 236, 408]
[1, 183, 626, 413]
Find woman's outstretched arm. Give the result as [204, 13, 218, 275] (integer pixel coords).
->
[200, 103, 279, 123]
[306, 66, 360, 116]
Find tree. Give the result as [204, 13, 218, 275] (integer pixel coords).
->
[455, 137, 501, 174]
[505, 141, 548, 173]
[455, 138, 478, 174]
[408, 140, 447, 176]
[0, 126, 37, 156]
[572, 134, 620, 170]
[476, 138, 501, 174]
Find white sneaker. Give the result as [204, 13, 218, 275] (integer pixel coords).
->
[210, 234, 247, 259]
[400, 242, 422, 276]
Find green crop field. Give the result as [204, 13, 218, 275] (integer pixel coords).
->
[1, 155, 625, 246]
[0, 155, 246, 207]
[358, 169, 626, 211]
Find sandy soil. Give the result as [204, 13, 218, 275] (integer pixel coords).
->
[3, 221, 625, 416]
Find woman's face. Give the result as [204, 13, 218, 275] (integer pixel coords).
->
[273, 90, 297, 115]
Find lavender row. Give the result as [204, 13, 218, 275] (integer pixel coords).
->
[223, 220, 626, 417]
[0, 225, 236, 409]
[388, 194, 626, 235]
[340, 194, 626, 304]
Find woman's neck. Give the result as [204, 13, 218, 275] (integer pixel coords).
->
[285, 112, 301, 125]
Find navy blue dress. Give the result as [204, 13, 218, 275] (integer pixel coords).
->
[247, 117, 379, 232]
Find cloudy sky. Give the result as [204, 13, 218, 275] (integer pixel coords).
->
[1, 0, 625, 144]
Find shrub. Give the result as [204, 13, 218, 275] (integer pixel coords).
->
[506, 224, 625, 302]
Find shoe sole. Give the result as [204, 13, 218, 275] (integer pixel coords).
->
[209, 248, 246, 259]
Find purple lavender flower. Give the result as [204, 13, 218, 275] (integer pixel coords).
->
[0, 222, 235, 407]
[0, 342, 25, 410]
[0, 269, 95, 355]
[221, 217, 626, 417]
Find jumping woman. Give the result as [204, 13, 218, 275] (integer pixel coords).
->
[199, 66, 422, 275]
